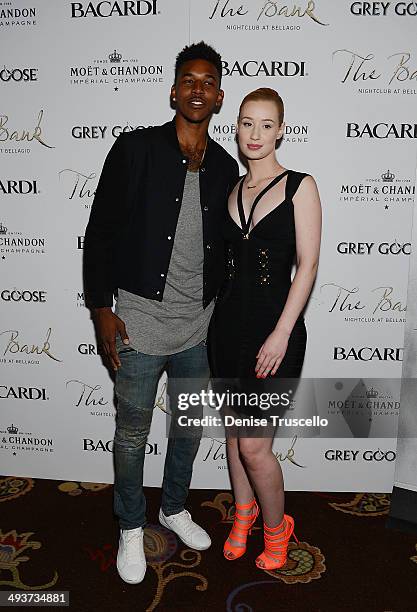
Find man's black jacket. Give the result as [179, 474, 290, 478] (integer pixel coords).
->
[83, 118, 240, 309]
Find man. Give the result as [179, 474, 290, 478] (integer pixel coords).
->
[83, 41, 239, 584]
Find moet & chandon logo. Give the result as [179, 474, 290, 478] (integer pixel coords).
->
[338, 167, 415, 209]
[69, 49, 163, 90]
[0, 423, 54, 455]
[0, 222, 46, 257]
[210, 122, 309, 144]
[0, 5, 37, 27]
[327, 380, 400, 419]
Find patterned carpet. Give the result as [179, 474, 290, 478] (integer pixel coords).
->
[1, 477, 417, 611]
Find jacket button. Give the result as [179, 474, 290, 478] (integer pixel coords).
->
[206, 244, 211, 250]
[182, 159, 187, 164]
[175, 197, 179, 202]
[156, 291, 161, 295]
[200, 167, 206, 173]
[167, 235, 172, 240]
[203, 206, 208, 212]
[160, 273, 165, 277]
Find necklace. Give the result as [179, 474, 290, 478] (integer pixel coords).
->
[187, 138, 208, 171]
[246, 173, 281, 189]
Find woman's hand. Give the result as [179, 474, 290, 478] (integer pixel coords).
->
[255, 328, 290, 378]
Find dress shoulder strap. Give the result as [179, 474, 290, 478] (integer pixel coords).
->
[285, 171, 309, 202]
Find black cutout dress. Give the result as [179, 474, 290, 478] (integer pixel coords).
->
[209, 170, 308, 382]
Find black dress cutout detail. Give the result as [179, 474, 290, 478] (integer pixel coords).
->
[209, 170, 308, 383]
[237, 170, 289, 239]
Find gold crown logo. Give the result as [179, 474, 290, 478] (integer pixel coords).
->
[381, 169, 395, 182]
[7, 424, 18, 434]
[0, 221, 7, 234]
[366, 387, 378, 399]
[109, 49, 122, 63]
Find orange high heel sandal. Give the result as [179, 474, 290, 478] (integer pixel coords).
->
[223, 499, 259, 561]
[255, 514, 298, 570]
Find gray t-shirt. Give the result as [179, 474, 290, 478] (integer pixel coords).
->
[115, 170, 214, 355]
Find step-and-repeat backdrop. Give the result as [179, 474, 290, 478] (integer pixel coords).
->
[1, 0, 417, 491]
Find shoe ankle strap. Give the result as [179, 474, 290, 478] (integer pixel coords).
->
[235, 499, 256, 511]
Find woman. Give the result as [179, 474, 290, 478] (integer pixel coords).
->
[209, 88, 321, 570]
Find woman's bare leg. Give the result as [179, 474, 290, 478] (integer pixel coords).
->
[224, 436, 255, 559]
[238, 436, 285, 568]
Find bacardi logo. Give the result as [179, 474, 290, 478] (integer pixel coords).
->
[222, 59, 306, 77]
[0, 386, 48, 400]
[70, 1, 159, 18]
[0, 179, 38, 194]
[346, 122, 417, 138]
[333, 346, 403, 360]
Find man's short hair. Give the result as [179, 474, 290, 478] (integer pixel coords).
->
[175, 41, 222, 86]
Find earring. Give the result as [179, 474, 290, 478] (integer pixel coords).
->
[172, 97, 176, 102]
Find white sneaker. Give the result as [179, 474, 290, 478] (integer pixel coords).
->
[159, 509, 211, 551]
[116, 527, 146, 584]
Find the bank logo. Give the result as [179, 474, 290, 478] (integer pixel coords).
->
[317, 282, 406, 326]
[332, 49, 417, 96]
[208, 0, 329, 31]
[0, 110, 54, 155]
[59, 169, 97, 210]
[66, 379, 113, 418]
[0, 328, 62, 366]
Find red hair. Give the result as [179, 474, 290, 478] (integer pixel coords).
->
[239, 88, 284, 126]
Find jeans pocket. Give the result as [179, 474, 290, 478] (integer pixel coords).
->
[118, 346, 136, 355]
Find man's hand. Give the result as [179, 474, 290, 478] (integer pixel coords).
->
[92, 307, 129, 371]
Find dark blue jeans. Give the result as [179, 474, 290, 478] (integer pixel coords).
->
[113, 341, 209, 530]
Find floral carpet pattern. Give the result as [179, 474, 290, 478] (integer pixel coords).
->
[1, 477, 416, 611]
